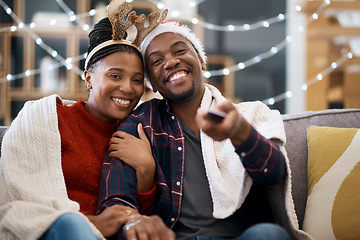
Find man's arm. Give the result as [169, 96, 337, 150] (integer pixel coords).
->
[196, 101, 286, 185]
[234, 126, 286, 185]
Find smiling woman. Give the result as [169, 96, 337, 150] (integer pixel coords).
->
[0, 1, 174, 240]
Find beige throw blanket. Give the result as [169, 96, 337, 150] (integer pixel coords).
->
[0, 94, 104, 240]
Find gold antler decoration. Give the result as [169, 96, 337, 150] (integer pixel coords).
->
[108, 0, 136, 41]
[84, 0, 168, 70]
[132, 9, 168, 46]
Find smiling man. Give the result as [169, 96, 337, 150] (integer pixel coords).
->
[98, 21, 291, 240]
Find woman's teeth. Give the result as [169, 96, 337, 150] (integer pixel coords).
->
[112, 98, 130, 105]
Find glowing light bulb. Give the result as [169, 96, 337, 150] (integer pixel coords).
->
[238, 62, 245, 69]
[89, 9, 96, 16]
[227, 25, 235, 31]
[223, 68, 230, 75]
[36, 38, 43, 45]
[191, 18, 199, 24]
[204, 71, 211, 78]
[317, 74, 323, 80]
[268, 98, 275, 105]
[189, 1, 196, 7]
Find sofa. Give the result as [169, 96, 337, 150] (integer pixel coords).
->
[1, 108, 360, 239]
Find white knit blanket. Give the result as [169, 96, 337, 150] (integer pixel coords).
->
[199, 84, 313, 239]
[0, 94, 104, 240]
[199, 84, 285, 218]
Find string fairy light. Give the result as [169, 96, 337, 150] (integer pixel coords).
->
[262, 51, 353, 106]
[190, 13, 286, 32]
[0, 0, 84, 84]
[203, 36, 291, 78]
[0, 0, 288, 84]
[0, 7, 285, 34]
[56, 0, 90, 31]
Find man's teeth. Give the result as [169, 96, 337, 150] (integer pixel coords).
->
[112, 98, 130, 105]
[169, 71, 187, 81]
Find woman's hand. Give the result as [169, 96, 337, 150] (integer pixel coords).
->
[87, 205, 140, 237]
[124, 215, 175, 240]
[109, 123, 155, 192]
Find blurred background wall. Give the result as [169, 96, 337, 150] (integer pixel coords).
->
[1, 0, 359, 125]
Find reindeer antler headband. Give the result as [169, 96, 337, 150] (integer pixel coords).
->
[84, 0, 168, 70]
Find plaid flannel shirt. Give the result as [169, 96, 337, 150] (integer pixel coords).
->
[97, 98, 286, 228]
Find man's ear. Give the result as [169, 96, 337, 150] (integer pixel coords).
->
[198, 53, 207, 71]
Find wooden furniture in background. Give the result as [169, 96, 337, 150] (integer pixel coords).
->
[302, 0, 360, 111]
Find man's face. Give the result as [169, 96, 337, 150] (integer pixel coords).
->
[144, 32, 206, 103]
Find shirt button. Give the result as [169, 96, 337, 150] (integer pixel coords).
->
[178, 147, 182, 151]
[171, 218, 175, 222]
[176, 181, 181, 186]
[240, 152, 246, 157]
[171, 116, 175, 120]
[264, 168, 268, 173]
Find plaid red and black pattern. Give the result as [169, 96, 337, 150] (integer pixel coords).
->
[97, 98, 286, 228]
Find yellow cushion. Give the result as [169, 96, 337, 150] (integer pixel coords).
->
[303, 126, 360, 240]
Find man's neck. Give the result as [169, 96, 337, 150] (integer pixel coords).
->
[169, 90, 204, 137]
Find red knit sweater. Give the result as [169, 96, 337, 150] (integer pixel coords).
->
[57, 100, 156, 216]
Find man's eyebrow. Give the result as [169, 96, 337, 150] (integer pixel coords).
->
[146, 40, 188, 60]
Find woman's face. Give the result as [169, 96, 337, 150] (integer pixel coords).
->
[84, 51, 144, 123]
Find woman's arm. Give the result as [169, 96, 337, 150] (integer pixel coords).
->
[108, 123, 155, 193]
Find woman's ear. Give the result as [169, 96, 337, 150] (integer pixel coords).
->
[84, 70, 92, 90]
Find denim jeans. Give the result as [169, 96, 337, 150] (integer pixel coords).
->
[187, 223, 291, 240]
[39, 213, 99, 240]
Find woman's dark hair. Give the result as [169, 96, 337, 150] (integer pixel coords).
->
[86, 17, 143, 71]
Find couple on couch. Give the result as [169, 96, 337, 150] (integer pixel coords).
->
[0, 0, 302, 239]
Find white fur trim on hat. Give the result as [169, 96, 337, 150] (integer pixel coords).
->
[140, 21, 207, 90]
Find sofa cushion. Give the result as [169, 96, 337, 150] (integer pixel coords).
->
[303, 126, 360, 240]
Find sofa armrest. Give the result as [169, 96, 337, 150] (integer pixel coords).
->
[0, 126, 9, 157]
